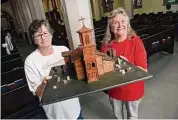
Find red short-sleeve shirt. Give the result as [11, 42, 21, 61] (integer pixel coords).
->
[101, 36, 147, 101]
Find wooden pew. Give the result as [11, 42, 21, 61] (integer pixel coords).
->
[1, 58, 44, 119]
[1, 32, 45, 119]
[1, 52, 21, 63]
[1, 57, 24, 74]
[1, 67, 25, 85]
[95, 33, 105, 50]
[161, 25, 176, 53]
[143, 30, 162, 57]
[142, 25, 175, 57]
[135, 25, 150, 39]
[176, 23, 178, 41]
[94, 20, 107, 50]
[1, 85, 40, 119]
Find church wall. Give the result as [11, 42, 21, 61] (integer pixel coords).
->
[74, 59, 85, 80]
[91, 0, 124, 21]
[134, 0, 178, 14]
[101, 0, 125, 17]
[103, 60, 114, 73]
[96, 55, 104, 76]
[42, 0, 61, 12]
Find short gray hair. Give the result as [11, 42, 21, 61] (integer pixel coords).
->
[28, 19, 53, 40]
[102, 7, 136, 42]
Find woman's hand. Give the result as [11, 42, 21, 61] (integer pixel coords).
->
[137, 66, 147, 72]
[36, 76, 52, 97]
[120, 55, 128, 61]
[119, 56, 147, 72]
[43, 76, 52, 84]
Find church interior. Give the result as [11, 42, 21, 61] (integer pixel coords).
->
[1, 0, 178, 119]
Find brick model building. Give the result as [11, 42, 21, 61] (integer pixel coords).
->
[62, 17, 115, 83]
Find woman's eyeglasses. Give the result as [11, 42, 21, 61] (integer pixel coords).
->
[34, 31, 50, 40]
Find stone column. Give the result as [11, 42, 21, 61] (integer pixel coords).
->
[27, 0, 46, 20]
[91, 0, 101, 21]
[11, 0, 46, 43]
[61, 0, 95, 49]
[123, 0, 133, 19]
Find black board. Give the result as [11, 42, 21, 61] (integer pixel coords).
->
[41, 59, 153, 106]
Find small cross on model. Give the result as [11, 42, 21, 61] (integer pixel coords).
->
[79, 16, 86, 27]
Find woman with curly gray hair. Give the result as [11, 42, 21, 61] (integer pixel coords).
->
[101, 7, 147, 119]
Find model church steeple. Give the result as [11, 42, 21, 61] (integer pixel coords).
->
[77, 16, 93, 47]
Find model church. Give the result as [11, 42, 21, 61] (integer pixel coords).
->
[62, 18, 115, 83]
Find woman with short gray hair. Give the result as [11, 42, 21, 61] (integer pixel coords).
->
[25, 19, 82, 119]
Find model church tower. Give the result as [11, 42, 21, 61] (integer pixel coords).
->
[77, 17, 99, 82]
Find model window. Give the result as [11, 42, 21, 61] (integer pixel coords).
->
[85, 35, 90, 44]
[92, 63, 95, 67]
[107, 50, 110, 56]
